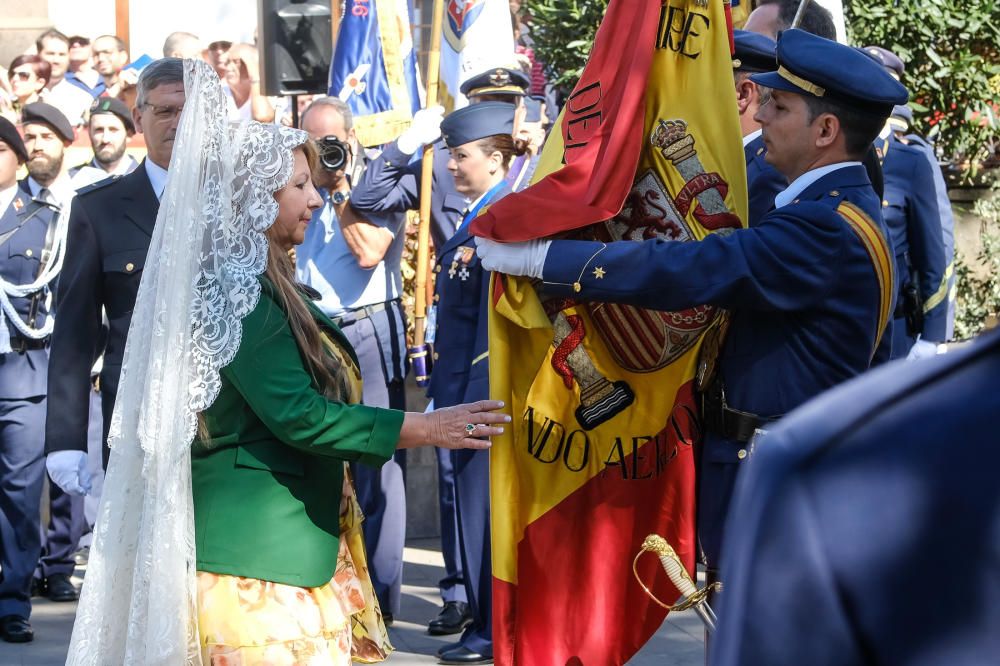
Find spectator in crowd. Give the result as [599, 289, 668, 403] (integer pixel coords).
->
[69, 97, 138, 186]
[34, 29, 94, 126]
[295, 97, 411, 624]
[92, 35, 138, 108]
[162, 31, 202, 59]
[0, 117, 61, 645]
[744, 0, 837, 41]
[222, 43, 280, 122]
[1, 56, 50, 122]
[65, 36, 102, 97]
[205, 40, 232, 80]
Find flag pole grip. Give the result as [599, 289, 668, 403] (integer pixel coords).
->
[413, 0, 445, 353]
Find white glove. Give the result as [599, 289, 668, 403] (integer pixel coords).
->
[475, 237, 551, 279]
[46, 450, 92, 496]
[397, 106, 445, 154]
[906, 338, 938, 361]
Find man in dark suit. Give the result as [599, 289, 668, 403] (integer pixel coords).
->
[45, 58, 184, 492]
[712, 331, 1000, 666]
[0, 118, 59, 643]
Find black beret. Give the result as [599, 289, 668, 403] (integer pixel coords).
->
[460, 67, 530, 99]
[89, 96, 135, 134]
[441, 101, 515, 148]
[21, 102, 75, 143]
[0, 117, 28, 163]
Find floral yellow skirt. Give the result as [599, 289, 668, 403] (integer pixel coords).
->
[197, 467, 392, 665]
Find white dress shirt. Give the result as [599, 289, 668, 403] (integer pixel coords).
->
[774, 161, 861, 209]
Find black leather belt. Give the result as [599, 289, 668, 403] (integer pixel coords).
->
[702, 379, 776, 444]
[9, 336, 49, 353]
[332, 299, 397, 329]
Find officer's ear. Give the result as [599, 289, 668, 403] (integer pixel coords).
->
[813, 112, 840, 150]
[735, 78, 755, 115]
[487, 150, 503, 175]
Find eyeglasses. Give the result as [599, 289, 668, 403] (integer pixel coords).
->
[9, 71, 33, 81]
[141, 103, 185, 120]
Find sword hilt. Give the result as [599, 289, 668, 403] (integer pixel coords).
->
[632, 534, 721, 632]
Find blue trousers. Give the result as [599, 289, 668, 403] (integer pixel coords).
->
[0, 396, 46, 618]
[339, 302, 408, 615]
[452, 448, 492, 654]
[436, 446, 466, 603]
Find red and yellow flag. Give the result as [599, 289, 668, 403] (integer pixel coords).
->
[472, 1, 746, 664]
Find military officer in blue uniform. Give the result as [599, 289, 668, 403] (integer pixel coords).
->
[889, 103, 956, 340]
[733, 30, 786, 226]
[429, 102, 519, 665]
[351, 68, 528, 636]
[712, 330, 1000, 666]
[477, 30, 904, 581]
[0, 118, 59, 643]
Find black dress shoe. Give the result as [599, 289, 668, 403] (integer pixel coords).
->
[438, 645, 493, 664]
[436, 639, 464, 657]
[45, 574, 80, 602]
[30, 578, 45, 597]
[0, 615, 33, 643]
[428, 600, 472, 635]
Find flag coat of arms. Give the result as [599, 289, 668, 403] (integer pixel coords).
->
[439, 0, 516, 108]
[329, 0, 422, 146]
[471, 1, 747, 663]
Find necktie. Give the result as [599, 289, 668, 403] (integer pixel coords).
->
[38, 187, 60, 211]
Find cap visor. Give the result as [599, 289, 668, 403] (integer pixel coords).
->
[749, 71, 810, 96]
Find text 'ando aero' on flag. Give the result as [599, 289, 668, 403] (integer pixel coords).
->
[471, 1, 747, 664]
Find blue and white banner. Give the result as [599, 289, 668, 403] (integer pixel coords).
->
[329, 0, 423, 146]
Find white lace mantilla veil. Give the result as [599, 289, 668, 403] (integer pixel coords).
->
[66, 59, 308, 665]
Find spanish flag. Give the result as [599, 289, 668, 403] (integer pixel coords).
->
[471, 1, 746, 663]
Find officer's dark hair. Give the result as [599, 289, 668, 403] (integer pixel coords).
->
[475, 134, 529, 170]
[758, 0, 837, 40]
[35, 29, 70, 52]
[803, 96, 885, 159]
[136, 58, 184, 107]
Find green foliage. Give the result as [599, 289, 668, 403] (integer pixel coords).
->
[954, 187, 1000, 339]
[846, 0, 1000, 178]
[525, 0, 608, 92]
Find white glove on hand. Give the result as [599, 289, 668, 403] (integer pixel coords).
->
[46, 450, 92, 496]
[906, 338, 938, 361]
[475, 237, 551, 279]
[397, 106, 445, 154]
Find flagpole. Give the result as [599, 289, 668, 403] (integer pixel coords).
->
[410, 0, 445, 386]
[791, 0, 813, 27]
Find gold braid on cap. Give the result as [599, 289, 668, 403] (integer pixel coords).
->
[777, 66, 826, 97]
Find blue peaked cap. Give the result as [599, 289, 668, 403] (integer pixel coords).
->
[441, 101, 515, 148]
[733, 30, 777, 73]
[751, 29, 908, 117]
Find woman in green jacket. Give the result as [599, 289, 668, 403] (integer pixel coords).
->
[67, 60, 508, 666]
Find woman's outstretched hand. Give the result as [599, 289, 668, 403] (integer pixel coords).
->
[399, 400, 510, 450]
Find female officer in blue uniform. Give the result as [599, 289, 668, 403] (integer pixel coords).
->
[429, 101, 522, 665]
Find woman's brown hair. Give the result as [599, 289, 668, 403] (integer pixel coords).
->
[261, 143, 350, 402]
[475, 134, 529, 171]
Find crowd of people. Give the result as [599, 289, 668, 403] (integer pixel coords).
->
[0, 0, 988, 664]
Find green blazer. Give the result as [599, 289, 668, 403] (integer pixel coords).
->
[192, 278, 403, 588]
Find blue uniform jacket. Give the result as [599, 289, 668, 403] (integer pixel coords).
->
[351, 139, 466, 251]
[743, 133, 786, 227]
[427, 185, 512, 408]
[541, 165, 892, 563]
[712, 330, 1000, 666]
[881, 135, 948, 345]
[0, 188, 56, 399]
